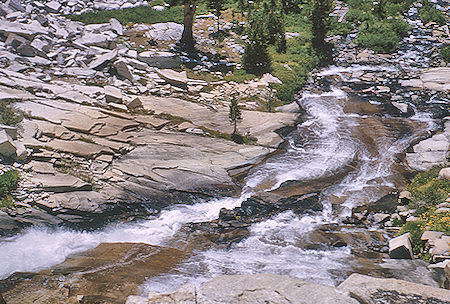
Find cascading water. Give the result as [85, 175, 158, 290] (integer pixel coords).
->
[0, 65, 436, 294]
[138, 81, 434, 294]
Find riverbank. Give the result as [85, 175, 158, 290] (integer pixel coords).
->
[0, 0, 449, 303]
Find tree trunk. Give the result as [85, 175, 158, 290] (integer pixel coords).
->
[217, 15, 220, 32]
[180, 0, 200, 51]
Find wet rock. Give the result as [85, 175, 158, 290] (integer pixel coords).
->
[2, 243, 187, 304]
[389, 233, 413, 259]
[338, 273, 450, 304]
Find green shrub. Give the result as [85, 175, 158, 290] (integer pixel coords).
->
[419, 4, 447, 25]
[408, 166, 450, 207]
[355, 18, 409, 53]
[0, 170, 19, 209]
[67, 5, 184, 25]
[441, 45, 450, 63]
[243, 42, 272, 75]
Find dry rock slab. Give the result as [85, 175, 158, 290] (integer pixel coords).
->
[338, 273, 450, 304]
[104, 85, 123, 103]
[30, 173, 92, 193]
[0, 129, 16, 158]
[131, 274, 358, 304]
[389, 233, 413, 259]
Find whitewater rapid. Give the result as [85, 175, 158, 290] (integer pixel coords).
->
[0, 70, 435, 293]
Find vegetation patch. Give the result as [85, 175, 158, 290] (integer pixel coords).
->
[397, 167, 450, 258]
[67, 5, 184, 25]
[0, 170, 19, 209]
[441, 45, 450, 63]
[418, 2, 447, 25]
[342, 0, 413, 53]
[0, 101, 23, 126]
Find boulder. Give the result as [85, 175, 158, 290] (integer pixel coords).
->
[45, 1, 61, 13]
[0, 124, 17, 139]
[338, 273, 450, 303]
[389, 233, 413, 259]
[421, 231, 444, 242]
[104, 86, 123, 103]
[0, 129, 16, 158]
[138, 274, 359, 304]
[439, 168, 450, 180]
[137, 51, 181, 69]
[145, 22, 183, 41]
[109, 18, 123, 35]
[88, 49, 117, 69]
[125, 97, 143, 110]
[114, 60, 134, 81]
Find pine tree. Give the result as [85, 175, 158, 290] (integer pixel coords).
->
[311, 0, 334, 63]
[229, 95, 242, 136]
[207, 0, 226, 32]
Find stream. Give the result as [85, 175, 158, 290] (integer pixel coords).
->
[0, 68, 435, 294]
[0, 2, 445, 295]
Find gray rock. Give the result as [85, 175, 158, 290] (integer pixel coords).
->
[138, 51, 181, 69]
[109, 18, 123, 35]
[30, 173, 92, 193]
[45, 1, 61, 13]
[114, 60, 133, 81]
[7, 0, 25, 12]
[0, 129, 16, 158]
[88, 49, 117, 69]
[75, 32, 111, 48]
[125, 97, 143, 110]
[104, 86, 123, 103]
[421, 231, 444, 242]
[0, 124, 17, 139]
[439, 167, 450, 180]
[145, 22, 183, 41]
[16, 43, 35, 57]
[389, 233, 413, 259]
[140, 274, 359, 304]
[338, 273, 450, 304]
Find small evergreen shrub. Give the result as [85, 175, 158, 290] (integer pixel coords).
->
[419, 4, 447, 25]
[243, 42, 272, 76]
[0, 170, 19, 209]
[441, 45, 450, 63]
[356, 18, 409, 53]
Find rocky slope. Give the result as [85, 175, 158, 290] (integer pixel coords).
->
[0, 0, 296, 235]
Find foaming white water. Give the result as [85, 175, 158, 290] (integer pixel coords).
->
[0, 195, 249, 279]
[245, 87, 357, 192]
[142, 211, 351, 294]
[318, 65, 397, 77]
